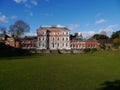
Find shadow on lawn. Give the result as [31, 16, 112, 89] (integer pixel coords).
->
[0, 43, 32, 59]
[97, 80, 120, 90]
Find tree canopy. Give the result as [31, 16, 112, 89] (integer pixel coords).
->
[111, 30, 120, 48]
[9, 20, 30, 39]
[111, 30, 120, 39]
[92, 34, 109, 40]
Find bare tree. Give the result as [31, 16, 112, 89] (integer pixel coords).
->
[9, 20, 30, 39]
[0, 27, 7, 35]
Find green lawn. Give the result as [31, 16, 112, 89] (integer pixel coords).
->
[0, 50, 120, 90]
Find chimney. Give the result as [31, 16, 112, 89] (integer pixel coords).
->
[74, 33, 78, 37]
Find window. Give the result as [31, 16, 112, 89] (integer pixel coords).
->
[39, 43, 41, 47]
[42, 43, 44, 47]
[52, 43, 54, 48]
[63, 37, 64, 41]
[53, 37, 54, 41]
[58, 43, 59, 47]
[91, 44, 92, 48]
[82, 44, 84, 47]
[41, 37, 43, 41]
[66, 37, 68, 41]
[44, 37, 46, 40]
[43, 32, 46, 35]
[50, 37, 51, 40]
[62, 43, 64, 47]
[66, 32, 69, 35]
[38, 37, 40, 41]
[58, 37, 59, 41]
[88, 45, 90, 48]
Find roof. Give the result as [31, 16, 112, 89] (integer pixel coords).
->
[41, 25, 66, 28]
[72, 35, 83, 41]
[0, 34, 5, 37]
[72, 37, 98, 42]
[73, 37, 83, 41]
[86, 38, 97, 42]
[21, 36, 37, 40]
[47, 30, 61, 32]
[38, 25, 70, 31]
[0, 34, 9, 38]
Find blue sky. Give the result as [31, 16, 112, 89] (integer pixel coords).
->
[0, 0, 120, 37]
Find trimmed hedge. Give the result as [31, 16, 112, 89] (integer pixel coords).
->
[83, 48, 97, 53]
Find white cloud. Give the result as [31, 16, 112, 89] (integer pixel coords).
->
[14, 0, 27, 3]
[79, 31, 96, 39]
[0, 13, 8, 24]
[107, 24, 118, 29]
[96, 19, 107, 24]
[14, 0, 38, 8]
[14, 0, 21, 3]
[68, 24, 80, 30]
[56, 25, 65, 28]
[30, 0, 38, 6]
[41, 25, 66, 28]
[99, 24, 118, 36]
[11, 15, 17, 19]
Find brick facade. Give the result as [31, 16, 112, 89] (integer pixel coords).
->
[37, 25, 71, 50]
[71, 33, 98, 49]
[21, 40, 37, 49]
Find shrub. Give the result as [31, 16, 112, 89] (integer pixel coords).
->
[91, 48, 97, 53]
[0, 43, 31, 57]
[84, 48, 97, 53]
[83, 48, 91, 53]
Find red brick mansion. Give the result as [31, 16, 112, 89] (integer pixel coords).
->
[37, 25, 71, 50]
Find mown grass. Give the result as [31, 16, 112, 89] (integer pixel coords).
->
[0, 50, 120, 90]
